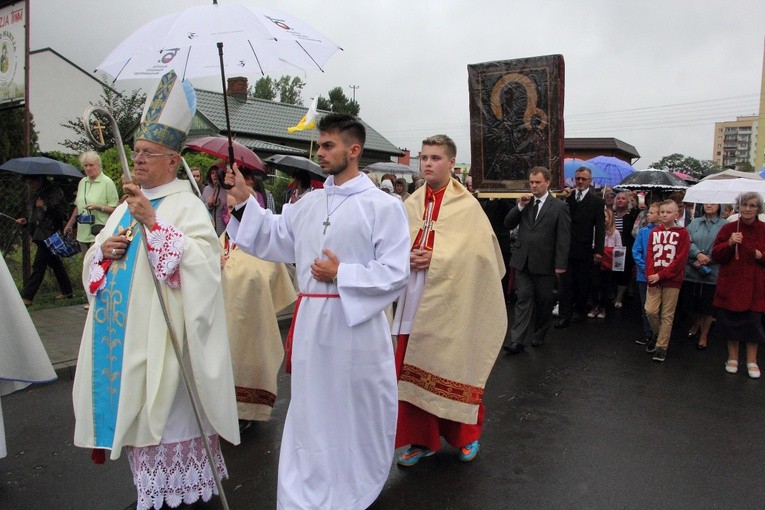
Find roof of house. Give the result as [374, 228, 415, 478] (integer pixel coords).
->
[194, 89, 402, 157]
[30, 48, 117, 92]
[564, 137, 640, 158]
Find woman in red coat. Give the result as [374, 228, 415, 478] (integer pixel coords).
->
[711, 192, 765, 379]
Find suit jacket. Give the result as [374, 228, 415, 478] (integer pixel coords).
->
[505, 194, 571, 274]
[565, 188, 605, 261]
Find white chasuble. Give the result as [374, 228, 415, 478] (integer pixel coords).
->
[73, 179, 239, 459]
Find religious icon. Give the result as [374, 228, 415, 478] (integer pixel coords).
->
[468, 55, 565, 192]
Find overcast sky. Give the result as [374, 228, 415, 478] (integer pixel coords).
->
[30, 0, 765, 168]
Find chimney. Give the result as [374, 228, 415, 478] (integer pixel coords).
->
[227, 76, 248, 101]
[397, 149, 410, 166]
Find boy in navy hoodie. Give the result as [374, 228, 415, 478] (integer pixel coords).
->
[645, 200, 690, 362]
[632, 202, 660, 347]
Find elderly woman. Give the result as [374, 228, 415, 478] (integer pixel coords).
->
[683, 203, 725, 350]
[711, 192, 765, 379]
[64, 151, 119, 253]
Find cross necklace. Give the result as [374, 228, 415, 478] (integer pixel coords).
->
[323, 193, 352, 235]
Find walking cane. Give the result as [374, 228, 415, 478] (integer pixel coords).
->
[83, 106, 230, 510]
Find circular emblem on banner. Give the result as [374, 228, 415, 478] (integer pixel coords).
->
[0, 30, 19, 87]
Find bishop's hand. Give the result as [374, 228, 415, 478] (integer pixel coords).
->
[124, 183, 156, 229]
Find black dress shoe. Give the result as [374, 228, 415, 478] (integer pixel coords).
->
[503, 342, 525, 354]
[531, 338, 544, 347]
[571, 313, 585, 323]
[554, 318, 570, 329]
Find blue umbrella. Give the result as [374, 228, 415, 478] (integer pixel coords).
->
[563, 159, 606, 187]
[587, 156, 636, 188]
[0, 156, 83, 179]
[758, 165, 765, 179]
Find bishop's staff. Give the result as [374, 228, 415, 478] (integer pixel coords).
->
[82, 106, 229, 510]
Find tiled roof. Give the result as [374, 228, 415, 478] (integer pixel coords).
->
[228, 136, 307, 156]
[564, 137, 640, 158]
[194, 89, 402, 157]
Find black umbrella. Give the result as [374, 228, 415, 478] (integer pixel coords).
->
[0, 157, 83, 179]
[616, 169, 688, 191]
[264, 155, 325, 180]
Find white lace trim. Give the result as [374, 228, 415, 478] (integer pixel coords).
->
[126, 435, 227, 510]
[147, 217, 184, 288]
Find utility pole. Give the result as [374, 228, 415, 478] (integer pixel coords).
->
[349, 85, 359, 102]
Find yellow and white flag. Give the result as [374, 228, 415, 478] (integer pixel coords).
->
[287, 96, 318, 133]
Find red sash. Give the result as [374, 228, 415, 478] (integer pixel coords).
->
[284, 293, 340, 373]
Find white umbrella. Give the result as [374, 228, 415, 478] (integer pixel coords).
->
[95, 1, 342, 176]
[364, 161, 420, 175]
[701, 169, 763, 181]
[96, 3, 342, 81]
[682, 178, 765, 204]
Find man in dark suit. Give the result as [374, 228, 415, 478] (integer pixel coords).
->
[503, 167, 571, 353]
[556, 167, 605, 328]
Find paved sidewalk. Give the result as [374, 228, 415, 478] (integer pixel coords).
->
[29, 304, 88, 377]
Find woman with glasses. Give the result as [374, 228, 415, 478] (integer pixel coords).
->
[711, 192, 765, 379]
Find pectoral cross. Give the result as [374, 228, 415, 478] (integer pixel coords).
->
[323, 217, 330, 234]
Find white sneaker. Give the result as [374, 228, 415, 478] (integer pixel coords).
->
[596, 309, 606, 319]
[614, 301, 622, 309]
[552, 304, 559, 316]
[587, 309, 597, 318]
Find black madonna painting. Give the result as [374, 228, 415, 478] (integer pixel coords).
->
[468, 55, 565, 192]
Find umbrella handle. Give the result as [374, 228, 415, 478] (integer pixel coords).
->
[83, 105, 132, 186]
[217, 42, 235, 190]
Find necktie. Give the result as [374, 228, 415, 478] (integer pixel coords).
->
[532, 199, 540, 223]
[576, 190, 582, 202]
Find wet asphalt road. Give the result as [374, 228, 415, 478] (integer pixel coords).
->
[2, 298, 764, 509]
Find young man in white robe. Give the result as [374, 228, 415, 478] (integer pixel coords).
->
[225, 113, 411, 509]
[72, 70, 239, 510]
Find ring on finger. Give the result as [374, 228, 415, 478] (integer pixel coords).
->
[111, 248, 117, 255]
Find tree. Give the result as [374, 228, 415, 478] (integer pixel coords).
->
[651, 153, 717, 179]
[0, 105, 39, 162]
[316, 86, 360, 116]
[248, 75, 305, 105]
[251, 76, 277, 101]
[61, 79, 146, 153]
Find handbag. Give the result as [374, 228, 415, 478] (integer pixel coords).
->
[43, 231, 80, 259]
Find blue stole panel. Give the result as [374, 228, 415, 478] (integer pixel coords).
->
[91, 199, 163, 448]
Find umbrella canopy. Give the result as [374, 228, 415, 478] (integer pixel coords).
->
[364, 161, 419, 175]
[96, 2, 341, 179]
[563, 158, 606, 187]
[264, 154, 325, 180]
[672, 171, 698, 183]
[0, 157, 83, 179]
[96, 4, 342, 81]
[185, 136, 265, 173]
[616, 169, 688, 191]
[759, 166, 765, 179]
[587, 156, 636, 188]
[683, 178, 765, 204]
[702, 169, 763, 181]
